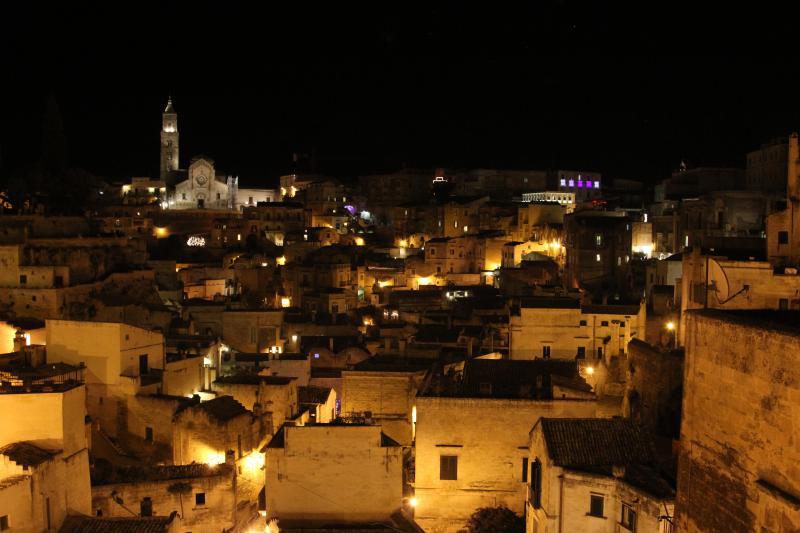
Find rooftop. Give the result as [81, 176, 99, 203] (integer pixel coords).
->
[180, 395, 249, 422]
[299, 386, 333, 404]
[215, 374, 296, 386]
[59, 514, 178, 533]
[0, 441, 59, 467]
[538, 417, 675, 499]
[692, 309, 800, 336]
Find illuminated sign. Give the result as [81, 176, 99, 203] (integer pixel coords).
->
[186, 236, 206, 247]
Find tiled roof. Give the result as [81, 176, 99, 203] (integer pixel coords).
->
[192, 395, 248, 422]
[540, 418, 655, 468]
[59, 514, 177, 533]
[0, 441, 59, 467]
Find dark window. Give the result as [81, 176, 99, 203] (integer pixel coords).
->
[139, 354, 149, 375]
[46, 497, 51, 530]
[577, 347, 586, 359]
[778, 231, 789, 244]
[140, 497, 153, 517]
[54, 275, 63, 288]
[579, 320, 587, 326]
[440, 455, 458, 480]
[0, 516, 8, 530]
[237, 435, 243, 458]
[195, 493, 206, 506]
[530, 459, 542, 508]
[621, 503, 637, 531]
[780, 298, 789, 310]
[597, 347, 603, 359]
[145, 427, 153, 442]
[542, 346, 551, 358]
[522, 457, 529, 482]
[478, 382, 492, 395]
[19, 275, 26, 285]
[601, 320, 609, 327]
[620, 321, 626, 328]
[589, 494, 604, 517]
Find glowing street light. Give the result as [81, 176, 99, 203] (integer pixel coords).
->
[665, 321, 675, 331]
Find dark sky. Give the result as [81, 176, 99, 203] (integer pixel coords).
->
[2, 2, 799, 188]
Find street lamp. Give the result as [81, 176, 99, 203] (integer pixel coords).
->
[665, 321, 675, 331]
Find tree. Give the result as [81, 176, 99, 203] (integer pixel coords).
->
[462, 506, 524, 533]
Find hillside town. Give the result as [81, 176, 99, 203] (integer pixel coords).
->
[0, 96, 798, 533]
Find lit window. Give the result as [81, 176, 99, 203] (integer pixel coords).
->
[577, 180, 584, 188]
[594, 181, 600, 188]
[596, 254, 601, 262]
[568, 179, 575, 187]
[560, 178, 566, 186]
[595, 234, 602, 246]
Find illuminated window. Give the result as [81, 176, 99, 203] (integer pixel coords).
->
[560, 178, 566, 186]
[595, 234, 602, 246]
[594, 181, 600, 188]
[568, 179, 575, 187]
[596, 254, 601, 262]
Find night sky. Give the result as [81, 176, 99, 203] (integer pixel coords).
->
[2, 2, 798, 187]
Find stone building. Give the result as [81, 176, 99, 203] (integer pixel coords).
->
[678, 247, 800, 344]
[173, 157, 236, 210]
[527, 418, 675, 533]
[212, 374, 299, 431]
[0, 380, 91, 531]
[264, 424, 405, 528]
[676, 310, 800, 532]
[746, 136, 790, 193]
[766, 131, 800, 268]
[509, 297, 645, 361]
[45, 320, 167, 438]
[413, 359, 606, 533]
[564, 210, 632, 292]
[172, 395, 270, 466]
[243, 202, 309, 246]
[341, 357, 431, 446]
[90, 463, 260, 533]
[622, 340, 683, 441]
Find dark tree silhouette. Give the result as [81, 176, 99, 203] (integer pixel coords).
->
[462, 506, 524, 533]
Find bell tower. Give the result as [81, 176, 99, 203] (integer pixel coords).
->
[160, 97, 179, 181]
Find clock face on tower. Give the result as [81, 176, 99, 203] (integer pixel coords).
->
[196, 175, 208, 186]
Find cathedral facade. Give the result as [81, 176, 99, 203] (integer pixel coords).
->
[160, 98, 237, 209]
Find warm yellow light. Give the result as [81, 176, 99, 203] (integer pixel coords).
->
[378, 280, 392, 288]
[362, 317, 374, 326]
[291, 334, 298, 342]
[409, 497, 418, 507]
[280, 187, 287, 196]
[148, 187, 155, 193]
[585, 366, 595, 375]
[412, 405, 417, 424]
[122, 185, 130, 192]
[290, 186, 296, 196]
[237, 233, 241, 241]
[243, 452, 265, 472]
[155, 227, 168, 237]
[281, 297, 291, 308]
[399, 239, 407, 248]
[417, 276, 432, 286]
[355, 237, 364, 246]
[666, 321, 675, 331]
[276, 256, 286, 266]
[261, 262, 268, 267]
[204, 450, 226, 466]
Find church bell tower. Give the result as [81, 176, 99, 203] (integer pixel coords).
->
[160, 97, 179, 181]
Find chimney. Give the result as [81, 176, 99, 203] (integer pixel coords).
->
[612, 465, 626, 478]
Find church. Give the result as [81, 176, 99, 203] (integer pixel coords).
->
[159, 98, 238, 210]
[158, 98, 276, 210]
